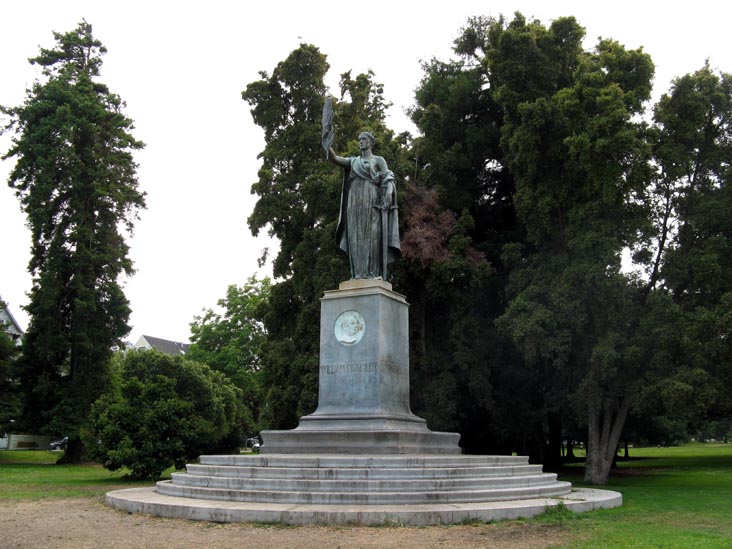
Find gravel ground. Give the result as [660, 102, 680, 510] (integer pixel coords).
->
[1, 497, 570, 548]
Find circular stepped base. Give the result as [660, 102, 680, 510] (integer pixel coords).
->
[106, 486, 621, 525]
[158, 454, 571, 505]
[105, 453, 622, 525]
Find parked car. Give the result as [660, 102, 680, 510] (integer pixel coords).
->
[49, 436, 68, 451]
[245, 437, 261, 453]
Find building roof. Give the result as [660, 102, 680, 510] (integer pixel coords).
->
[0, 296, 24, 344]
[134, 335, 190, 356]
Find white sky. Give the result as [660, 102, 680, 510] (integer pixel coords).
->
[1, 0, 730, 343]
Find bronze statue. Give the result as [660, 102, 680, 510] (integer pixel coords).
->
[322, 98, 400, 280]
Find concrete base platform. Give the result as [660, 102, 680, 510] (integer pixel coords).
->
[105, 453, 622, 525]
[106, 486, 621, 525]
[259, 428, 462, 455]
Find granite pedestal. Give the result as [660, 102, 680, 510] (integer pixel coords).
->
[259, 280, 461, 454]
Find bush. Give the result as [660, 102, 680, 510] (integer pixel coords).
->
[83, 349, 244, 479]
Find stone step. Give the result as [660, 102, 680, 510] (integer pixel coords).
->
[108, 486, 623, 526]
[156, 480, 572, 505]
[170, 472, 559, 493]
[159, 453, 571, 508]
[199, 454, 528, 468]
[184, 463, 543, 480]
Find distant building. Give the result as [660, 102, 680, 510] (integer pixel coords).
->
[133, 335, 190, 356]
[0, 297, 24, 345]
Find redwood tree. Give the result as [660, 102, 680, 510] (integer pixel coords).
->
[2, 22, 145, 461]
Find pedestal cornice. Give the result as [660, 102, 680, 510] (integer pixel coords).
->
[322, 279, 408, 304]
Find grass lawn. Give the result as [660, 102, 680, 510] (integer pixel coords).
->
[0, 450, 172, 499]
[549, 443, 732, 548]
[1, 444, 731, 547]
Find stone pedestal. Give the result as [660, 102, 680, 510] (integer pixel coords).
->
[260, 280, 461, 454]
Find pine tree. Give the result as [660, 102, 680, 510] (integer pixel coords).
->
[2, 21, 145, 461]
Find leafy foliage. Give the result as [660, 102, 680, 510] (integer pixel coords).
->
[481, 15, 655, 483]
[1, 21, 145, 461]
[188, 276, 270, 434]
[412, 13, 731, 483]
[84, 350, 243, 480]
[642, 65, 732, 425]
[240, 18, 732, 486]
[242, 45, 406, 428]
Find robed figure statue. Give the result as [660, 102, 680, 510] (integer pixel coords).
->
[322, 98, 400, 280]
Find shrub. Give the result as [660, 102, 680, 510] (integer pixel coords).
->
[83, 349, 244, 479]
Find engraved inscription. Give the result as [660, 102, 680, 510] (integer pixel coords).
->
[381, 359, 399, 374]
[321, 361, 378, 375]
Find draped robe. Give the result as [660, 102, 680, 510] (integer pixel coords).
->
[335, 155, 400, 279]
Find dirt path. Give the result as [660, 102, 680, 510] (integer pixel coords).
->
[1, 497, 570, 548]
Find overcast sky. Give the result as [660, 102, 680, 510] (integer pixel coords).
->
[2, 1, 730, 343]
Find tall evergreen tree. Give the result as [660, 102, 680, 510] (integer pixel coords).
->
[492, 16, 655, 484]
[404, 29, 508, 454]
[637, 65, 732, 431]
[650, 65, 732, 308]
[410, 14, 661, 481]
[406, 14, 592, 460]
[242, 45, 404, 428]
[2, 22, 145, 461]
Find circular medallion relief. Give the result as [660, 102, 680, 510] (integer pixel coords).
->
[334, 310, 366, 346]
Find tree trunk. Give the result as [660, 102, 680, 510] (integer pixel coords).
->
[55, 437, 87, 464]
[584, 397, 630, 485]
[418, 291, 427, 356]
[544, 412, 563, 470]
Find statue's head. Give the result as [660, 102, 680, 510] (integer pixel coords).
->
[358, 131, 376, 148]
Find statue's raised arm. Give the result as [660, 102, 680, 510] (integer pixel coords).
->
[322, 97, 334, 159]
[323, 97, 400, 280]
[322, 97, 349, 168]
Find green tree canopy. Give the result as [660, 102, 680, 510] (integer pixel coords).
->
[240, 18, 732, 485]
[641, 65, 732, 429]
[409, 13, 662, 481]
[188, 276, 270, 434]
[2, 21, 145, 461]
[84, 350, 243, 479]
[490, 15, 655, 484]
[242, 45, 405, 428]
